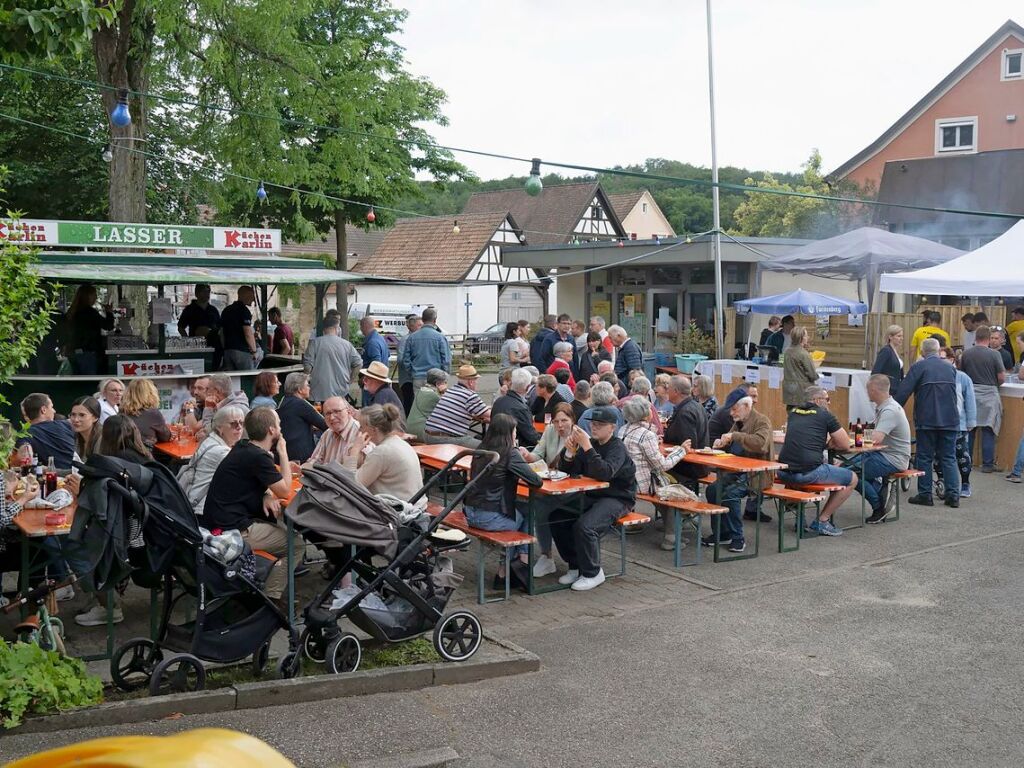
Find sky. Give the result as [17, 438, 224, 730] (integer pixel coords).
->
[396, 0, 1021, 180]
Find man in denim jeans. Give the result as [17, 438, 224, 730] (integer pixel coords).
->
[776, 385, 856, 536]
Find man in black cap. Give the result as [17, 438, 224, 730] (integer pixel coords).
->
[549, 406, 637, 592]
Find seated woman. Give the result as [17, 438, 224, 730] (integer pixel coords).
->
[618, 397, 690, 551]
[652, 373, 673, 424]
[276, 372, 327, 463]
[69, 395, 103, 464]
[344, 404, 422, 501]
[617, 376, 663, 436]
[121, 378, 172, 448]
[463, 413, 543, 584]
[406, 368, 448, 442]
[518, 402, 575, 578]
[177, 406, 246, 516]
[99, 415, 154, 464]
[250, 371, 281, 409]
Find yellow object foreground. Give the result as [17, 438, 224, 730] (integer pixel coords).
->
[3, 728, 295, 768]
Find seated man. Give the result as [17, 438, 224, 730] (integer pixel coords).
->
[550, 408, 637, 592]
[530, 374, 567, 422]
[180, 375, 210, 430]
[599, 370, 625, 399]
[858, 374, 911, 523]
[491, 368, 541, 448]
[423, 364, 490, 447]
[203, 407, 296, 602]
[571, 380, 591, 423]
[198, 373, 250, 441]
[776, 385, 856, 537]
[552, 368, 574, 403]
[577, 381, 623, 435]
[662, 376, 709, 491]
[305, 396, 360, 468]
[16, 393, 75, 469]
[360, 361, 405, 423]
[704, 395, 772, 553]
[406, 368, 448, 442]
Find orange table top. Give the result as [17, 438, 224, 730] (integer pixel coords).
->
[413, 443, 609, 496]
[153, 438, 199, 461]
[661, 445, 786, 473]
[8, 489, 77, 538]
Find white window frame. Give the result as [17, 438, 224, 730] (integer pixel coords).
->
[934, 116, 977, 154]
[1002, 48, 1024, 81]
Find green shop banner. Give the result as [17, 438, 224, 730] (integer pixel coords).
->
[0, 218, 281, 252]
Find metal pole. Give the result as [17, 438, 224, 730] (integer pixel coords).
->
[706, 0, 725, 359]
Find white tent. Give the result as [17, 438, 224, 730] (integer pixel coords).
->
[880, 220, 1024, 295]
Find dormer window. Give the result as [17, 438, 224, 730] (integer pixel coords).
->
[935, 117, 977, 154]
[1003, 49, 1023, 80]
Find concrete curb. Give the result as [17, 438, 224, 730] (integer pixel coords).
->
[3, 640, 539, 736]
[346, 746, 460, 768]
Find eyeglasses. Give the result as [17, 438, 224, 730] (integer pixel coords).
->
[324, 409, 346, 417]
[228, 420, 244, 428]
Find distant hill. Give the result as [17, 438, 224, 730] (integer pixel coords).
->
[395, 158, 804, 235]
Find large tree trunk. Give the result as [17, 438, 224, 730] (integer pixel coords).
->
[334, 210, 348, 339]
[92, 0, 152, 223]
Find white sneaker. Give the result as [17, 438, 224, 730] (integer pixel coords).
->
[533, 554, 557, 578]
[54, 585, 75, 602]
[570, 569, 606, 591]
[557, 569, 580, 585]
[74, 604, 124, 627]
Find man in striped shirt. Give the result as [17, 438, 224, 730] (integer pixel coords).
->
[423, 364, 491, 447]
[304, 396, 361, 468]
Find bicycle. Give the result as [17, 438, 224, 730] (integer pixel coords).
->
[3, 575, 77, 656]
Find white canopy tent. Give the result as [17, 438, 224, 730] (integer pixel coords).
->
[879, 219, 1024, 295]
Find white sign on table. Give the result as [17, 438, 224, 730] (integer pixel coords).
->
[819, 371, 836, 391]
[744, 366, 761, 384]
[721, 364, 733, 384]
[767, 367, 783, 389]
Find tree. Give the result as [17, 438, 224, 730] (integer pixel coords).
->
[730, 149, 874, 238]
[0, 168, 59, 465]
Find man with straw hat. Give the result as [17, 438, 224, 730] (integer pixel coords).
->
[424, 364, 491, 447]
[360, 360, 404, 426]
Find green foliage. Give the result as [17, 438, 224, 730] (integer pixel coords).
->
[0, 639, 104, 728]
[731, 149, 874, 239]
[0, 0, 117, 62]
[674, 321, 717, 356]
[0, 172, 59, 466]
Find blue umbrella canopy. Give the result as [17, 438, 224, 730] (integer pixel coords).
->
[734, 289, 868, 316]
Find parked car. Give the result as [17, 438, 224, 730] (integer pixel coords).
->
[466, 323, 507, 354]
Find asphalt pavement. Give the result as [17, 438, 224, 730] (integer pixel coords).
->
[5, 466, 1024, 767]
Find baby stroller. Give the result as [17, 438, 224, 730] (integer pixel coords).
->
[71, 455, 296, 695]
[283, 450, 498, 676]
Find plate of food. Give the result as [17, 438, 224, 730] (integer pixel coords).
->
[538, 469, 569, 481]
[695, 448, 728, 456]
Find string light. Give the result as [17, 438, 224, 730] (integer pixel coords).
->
[110, 90, 131, 128]
[366, 207, 376, 223]
[101, 145, 113, 163]
[452, 219, 460, 234]
[256, 181, 268, 202]
[525, 158, 543, 196]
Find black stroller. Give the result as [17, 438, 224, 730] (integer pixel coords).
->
[71, 455, 296, 695]
[283, 450, 498, 676]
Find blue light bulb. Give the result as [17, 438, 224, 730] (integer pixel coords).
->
[256, 181, 268, 202]
[110, 99, 131, 128]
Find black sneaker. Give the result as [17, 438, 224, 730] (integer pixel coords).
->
[743, 510, 774, 523]
[866, 507, 889, 524]
[944, 497, 960, 508]
[701, 533, 732, 547]
[727, 539, 747, 553]
[907, 494, 934, 506]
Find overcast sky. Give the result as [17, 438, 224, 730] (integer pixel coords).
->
[397, 0, 1020, 180]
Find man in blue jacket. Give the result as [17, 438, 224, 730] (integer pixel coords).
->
[609, 324, 644, 394]
[537, 314, 578, 375]
[530, 314, 558, 372]
[895, 337, 961, 508]
[401, 307, 451, 389]
[359, 315, 390, 406]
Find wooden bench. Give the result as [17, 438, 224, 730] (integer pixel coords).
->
[611, 511, 652, 575]
[782, 481, 846, 537]
[763, 487, 825, 552]
[698, 473, 717, 486]
[887, 469, 924, 522]
[636, 493, 727, 566]
[426, 504, 537, 604]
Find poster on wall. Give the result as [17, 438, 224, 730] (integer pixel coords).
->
[591, 299, 611, 322]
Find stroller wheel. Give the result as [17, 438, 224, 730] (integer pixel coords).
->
[301, 628, 328, 664]
[149, 654, 206, 696]
[900, 475, 912, 492]
[111, 638, 164, 692]
[433, 610, 483, 662]
[251, 641, 271, 677]
[277, 650, 301, 679]
[325, 633, 361, 674]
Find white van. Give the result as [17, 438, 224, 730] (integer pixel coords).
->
[348, 302, 434, 338]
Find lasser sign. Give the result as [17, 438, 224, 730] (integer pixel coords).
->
[0, 218, 281, 252]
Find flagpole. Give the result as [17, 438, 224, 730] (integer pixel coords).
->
[706, 0, 725, 359]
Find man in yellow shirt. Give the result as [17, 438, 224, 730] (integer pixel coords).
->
[1005, 306, 1024, 364]
[910, 311, 950, 360]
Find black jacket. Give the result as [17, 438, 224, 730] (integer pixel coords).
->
[708, 405, 735, 444]
[277, 395, 328, 463]
[466, 448, 543, 518]
[578, 348, 611, 382]
[531, 390, 567, 421]
[492, 392, 541, 448]
[664, 397, 709, 479]
[557, 435, 637, 504]
[871, 344, 904, 390]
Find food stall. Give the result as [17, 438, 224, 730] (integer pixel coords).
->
[1, 218, 368, 421]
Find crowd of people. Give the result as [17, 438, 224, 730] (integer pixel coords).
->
[6, 303, 1021, 623]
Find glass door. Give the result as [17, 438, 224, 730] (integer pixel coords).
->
[649, 290, 682, 353]
[617, 291, 647, 343]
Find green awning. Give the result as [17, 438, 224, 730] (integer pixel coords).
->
[30, 252, 376, 285]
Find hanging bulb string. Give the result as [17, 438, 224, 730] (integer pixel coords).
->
[0, 60, 1020, 221]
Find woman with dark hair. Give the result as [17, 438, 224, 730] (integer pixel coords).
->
[250, 371, 281, 409]
[578, 331, 611, 383]
[99, 415, 154, 464]
[463, 413, 543, 579]
[69, 396, 102, 462]
[65, 284, 114, 375]
[499, 322, 525, 374]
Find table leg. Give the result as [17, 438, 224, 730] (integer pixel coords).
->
[526, 489, 536, 595]
[286, 517, 296, 627]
